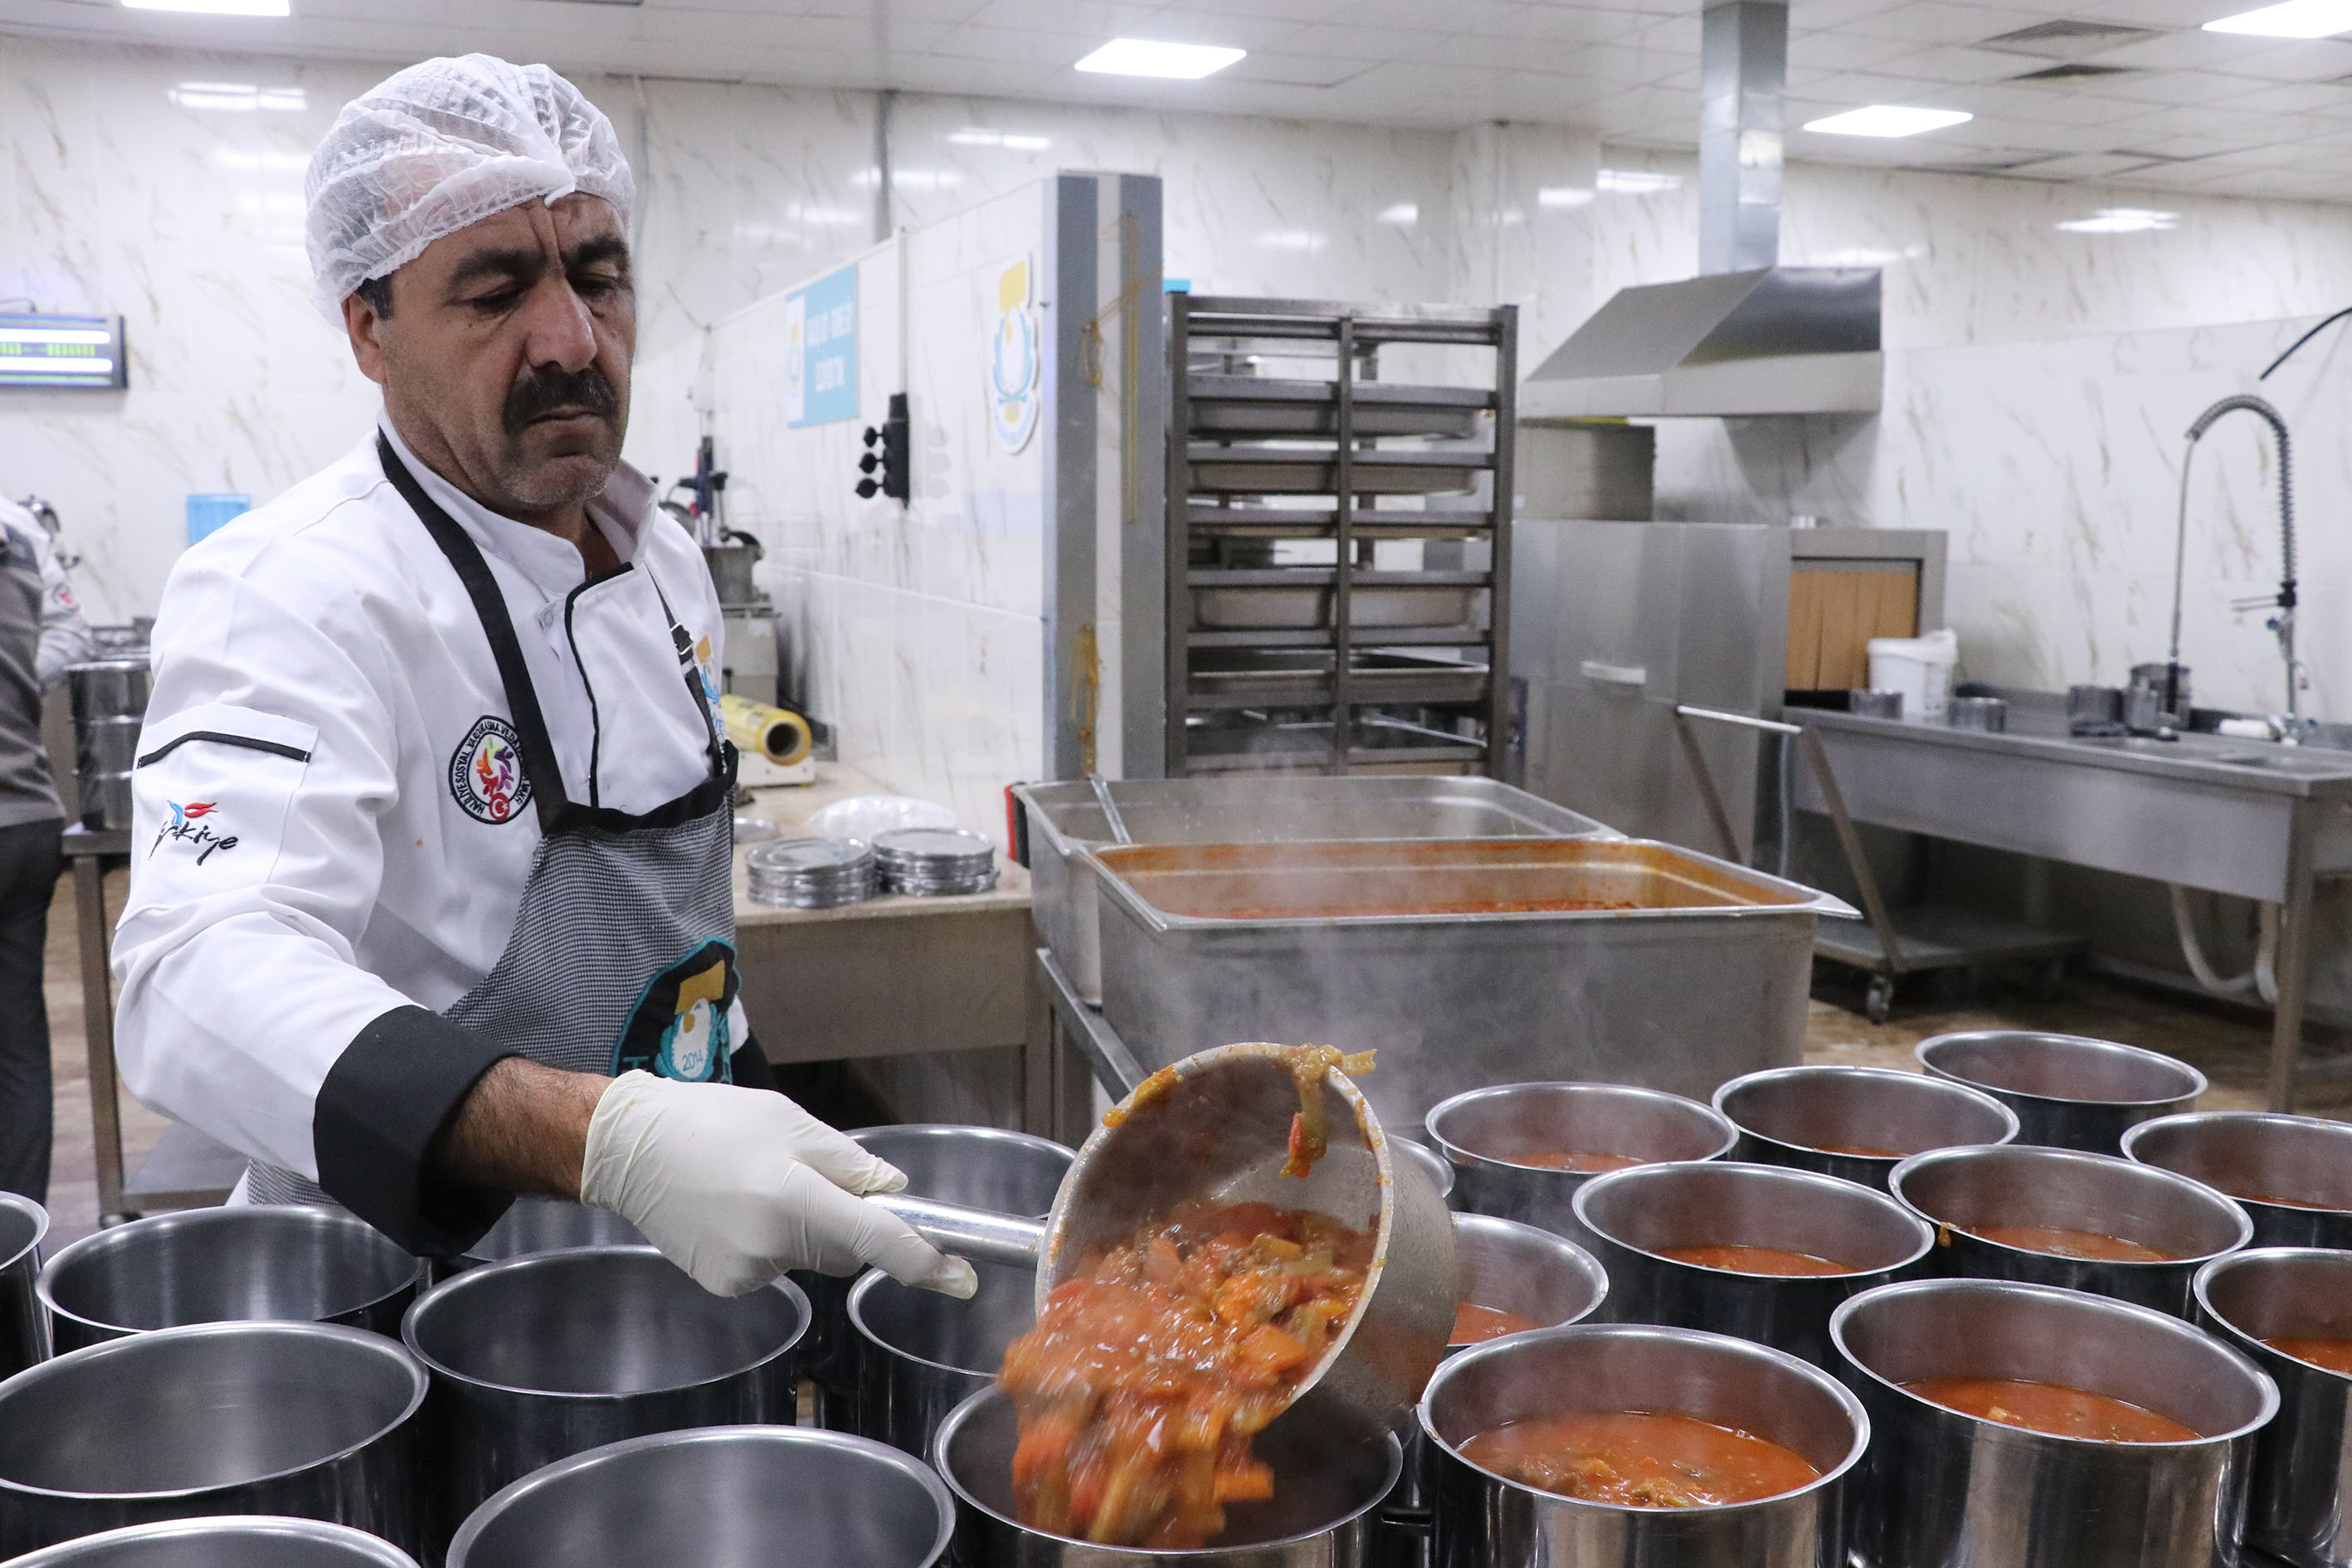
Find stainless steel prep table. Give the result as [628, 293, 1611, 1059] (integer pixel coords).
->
[1792, 708, 2352, 1111]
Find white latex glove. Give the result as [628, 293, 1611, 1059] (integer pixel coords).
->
[579, 1071, 979, 1300]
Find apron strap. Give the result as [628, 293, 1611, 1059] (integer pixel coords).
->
[645, 574, 730, 777]
[377, 433, 573, 830]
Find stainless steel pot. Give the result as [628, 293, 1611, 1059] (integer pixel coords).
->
[1391, 1137, 1454, 1207]
[936, 1385, 1401, 1566]
[66, 660, 149, 723]
[2125, 1112, 2352, 1251]
[1419, 1322, 1868, 1568]
[1916, 1030, 2204, 1152]
[850, 1257, 1035, 1458]
[1890, 1144, 2251, 1316]
[1381, 1216, 1609, 1557]
[1425, 1082, 1736, 1251]
[38, 1205, 422, 1352]
[446, 1425, 954, 1568]
[806, 1126, 1074, 1432]
[0, 1191, 47, 1378]
[0, 1517, 419, 1566]
[1573, 1161, 1933, 1367]
[0, 1320, 425, 1556]
[1833, 1277, 2277, 1568]
[465, 1196, 643, 1263]
[400, 1245, 806, 1553]
[1446, 1215, 1607, 1352]
[2194, 1247, 2352, 1568]
[1713, 1064, 2018, 1189]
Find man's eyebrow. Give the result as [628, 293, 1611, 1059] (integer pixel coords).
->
[566, 234, 631, 272]
[444, 246, 545, 295]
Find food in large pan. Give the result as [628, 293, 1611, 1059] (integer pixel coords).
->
[1458, 1410, 1822, 1507]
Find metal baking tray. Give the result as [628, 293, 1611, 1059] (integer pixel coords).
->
[1187, 376, 1490, 439]
[1086, 838, 1853, 1129]
[1013, 778, 1616, 1006]
[1192, 582, 1481, 631]
[1186, 650, 1490, 709]
[1186, 446, 1484, 496]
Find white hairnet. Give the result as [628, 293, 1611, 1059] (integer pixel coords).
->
[304, 54, 634, 323]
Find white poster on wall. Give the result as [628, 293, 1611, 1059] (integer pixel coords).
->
[987, 254, 1040, 455]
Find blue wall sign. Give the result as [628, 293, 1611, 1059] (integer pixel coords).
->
[786, 265, 858, 428]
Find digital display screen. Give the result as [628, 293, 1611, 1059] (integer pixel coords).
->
[0, 314, 127, 389]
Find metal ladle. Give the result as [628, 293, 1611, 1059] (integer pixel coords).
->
[872, 1043, 1457, 1433]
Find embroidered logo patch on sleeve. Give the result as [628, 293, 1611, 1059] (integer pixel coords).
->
[450, 715, 533, 825]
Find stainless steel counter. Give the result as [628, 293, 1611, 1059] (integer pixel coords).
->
[1794, 708, 2352, 1108]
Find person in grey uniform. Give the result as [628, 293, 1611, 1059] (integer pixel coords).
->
[0, 497, 95, 1201]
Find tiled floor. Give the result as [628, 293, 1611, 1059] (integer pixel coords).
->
[32, 873, 2342, 1249]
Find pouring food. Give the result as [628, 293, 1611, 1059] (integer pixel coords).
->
[872, 1042, 1456, 1551]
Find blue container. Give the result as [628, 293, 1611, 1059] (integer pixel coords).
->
[186, 493, 250, 543]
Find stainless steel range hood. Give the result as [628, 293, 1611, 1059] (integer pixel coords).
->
[1519, 265, 1883, 418]
[1520, 0, 1884, 420]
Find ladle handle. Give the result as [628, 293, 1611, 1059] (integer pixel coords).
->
[874, 1194, 1045, 1270]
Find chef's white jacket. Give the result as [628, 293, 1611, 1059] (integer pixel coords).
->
[113, 422, 733, 1235]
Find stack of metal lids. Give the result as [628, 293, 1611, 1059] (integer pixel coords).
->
[744, 837, 876, 908]
[871, 827, 999, 896]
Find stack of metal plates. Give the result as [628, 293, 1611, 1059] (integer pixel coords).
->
[744, 837, 876, 908]
[872, 827, 1000, 896]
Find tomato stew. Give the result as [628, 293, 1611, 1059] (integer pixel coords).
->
[1458, 1411, 1821, 1507]
[1450, 1303, 1543, 1345]
[1965, 1225, 2176, 1262]
[1902, 1377, 2197, 1442]
[1658, 1244, 1858, 1277]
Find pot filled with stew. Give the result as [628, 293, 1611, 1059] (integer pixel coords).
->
[1425, 1082, 1736, 1249]
[2194, 1247, 2352, 1568]
[1570, 1160, 1932, 1369]
[2124, 1112, 2352, 1252]
[1889, 1144, 2251, 1316]
[1379, 1215, 1613, 1560]
[1833, 1277, 2277, 1568]
[1712, 1064, 2019, 1190]
[1915, 1031, 2203, 1153]
[803, 1125, 1073, 1431]
[1419, 1322, 1867, 1568]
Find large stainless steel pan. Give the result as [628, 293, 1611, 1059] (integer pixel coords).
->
[1833, 1278, 2276, 1568]
[1916, 1030, 2203, 1152]
[0, 1321, 425, 1556]
[872, 1043, 1457, 1438]
[446, 1426, 953, 1568]
[1015, 776, 1614, 1007]
[0, 1517, 418, 1567]
[2126, 1112, 2352, 1251]
[400, 1244, 805, 1553]
[2194, 1248, 2352, 1568]
[1089, 838, 1851, 1129]
[38, 1206, 421, 1352]
[1420, 1323, 1867, 1568]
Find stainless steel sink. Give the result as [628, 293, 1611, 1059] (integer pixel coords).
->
[2068, 735, 2352, 775]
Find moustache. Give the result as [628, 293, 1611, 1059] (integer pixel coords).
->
[504, 364, 621, 436]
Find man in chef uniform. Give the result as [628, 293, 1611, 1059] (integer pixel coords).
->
[110, 55, 974, 1300]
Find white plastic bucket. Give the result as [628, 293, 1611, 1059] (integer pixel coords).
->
[1867, 630, 1958, 722]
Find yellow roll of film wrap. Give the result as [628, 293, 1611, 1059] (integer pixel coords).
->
[719, 694, 814, 767]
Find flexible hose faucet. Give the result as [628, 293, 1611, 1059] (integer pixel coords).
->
[2172, 394, 2301, 730]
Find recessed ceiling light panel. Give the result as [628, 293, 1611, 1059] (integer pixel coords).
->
[126, 0, 291, 13]
[1074, 38, 1246, 79]
[2204, 0, 2352, 35]
[2057, 207, 2179, 232]
[1804, 105, 1975, 137]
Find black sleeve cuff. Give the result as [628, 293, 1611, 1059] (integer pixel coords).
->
[730, 1034, 779, 1093]
[314, 1005, 517, 1259]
